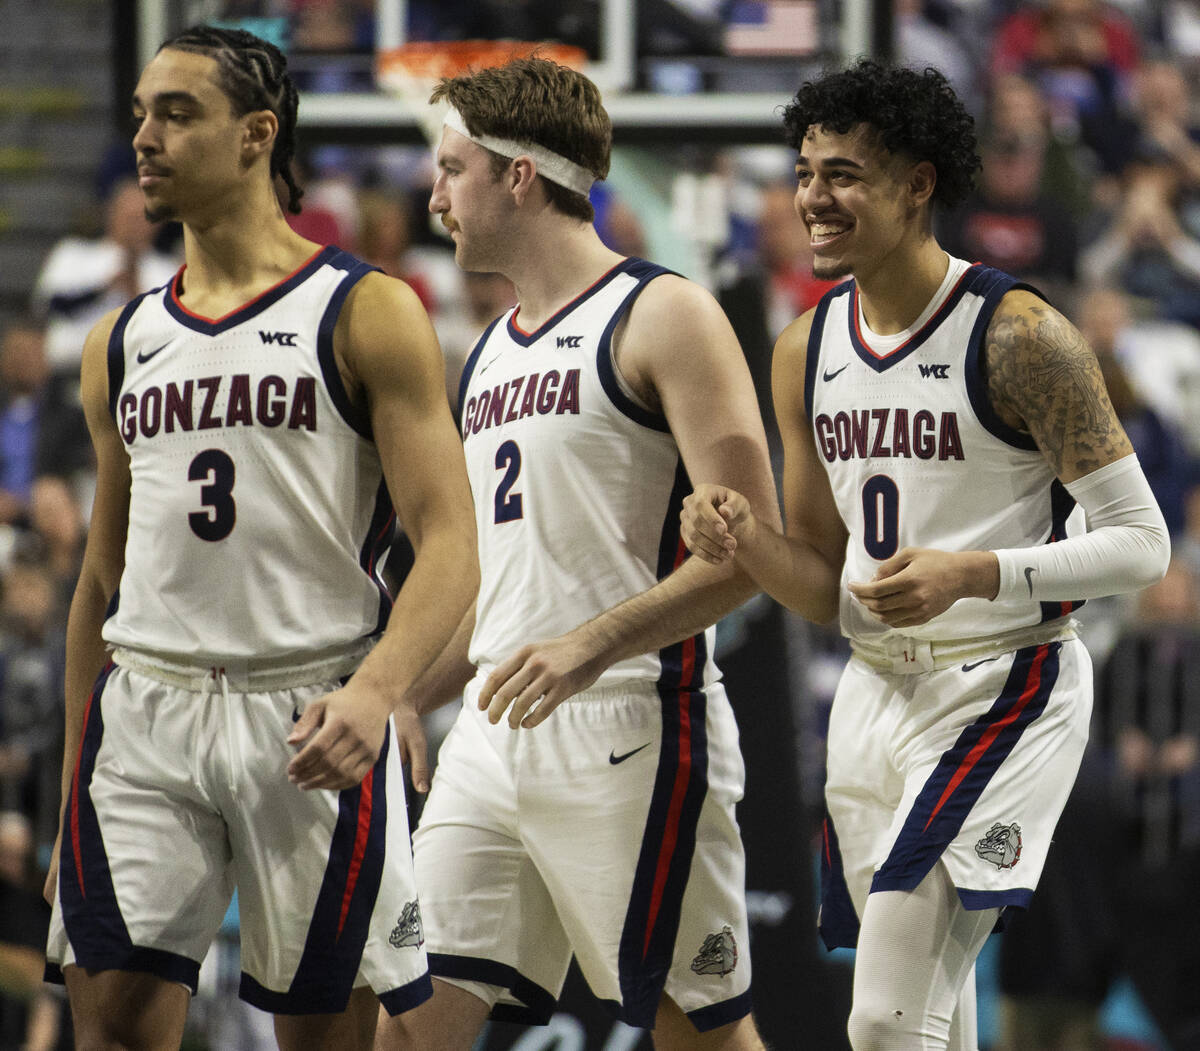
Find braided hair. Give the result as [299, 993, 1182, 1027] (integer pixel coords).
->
[161, 25, 304, 213]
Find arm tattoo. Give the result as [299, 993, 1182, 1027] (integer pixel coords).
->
[984, 301, 1132, 478]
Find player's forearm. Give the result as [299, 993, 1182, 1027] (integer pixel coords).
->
[60, 569, 116, 807]
[568, 557, 759, 670]
[402, 602, 477, 715]
[353, 525, 479, 712]
[731, 517, 843, 624]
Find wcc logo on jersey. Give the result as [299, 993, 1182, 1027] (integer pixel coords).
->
[690, 925, 738, 977]
[918, 363, 950, 379]
[975, 821, 1022, 869]
[389, 900, 424, 949]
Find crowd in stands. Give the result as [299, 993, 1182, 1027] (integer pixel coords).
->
[2, 0, 1200, 1046]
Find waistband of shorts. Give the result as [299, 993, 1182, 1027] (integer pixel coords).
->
[467, 670, 705, 704]
[848, 619, 1078, 675]
[109, 639, 374, 693]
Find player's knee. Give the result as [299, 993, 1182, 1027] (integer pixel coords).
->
[847, 1002, 921, 1051]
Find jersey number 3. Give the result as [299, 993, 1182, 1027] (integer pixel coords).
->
[189, 449, 237, 541]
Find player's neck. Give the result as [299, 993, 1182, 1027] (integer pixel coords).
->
[178, 189, 318, 306]
[854, 236, 950, 336]
[507, 222, 625, 332]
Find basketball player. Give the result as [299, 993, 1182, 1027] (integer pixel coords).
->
[679, 60, 1171, 1050]
[374, 58, 779, 1050]
[42, 26, 478, 1051]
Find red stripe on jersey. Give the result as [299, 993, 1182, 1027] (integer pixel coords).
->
[921, 644, 1048, 833]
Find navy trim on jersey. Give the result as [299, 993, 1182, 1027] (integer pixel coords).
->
[504, 257, 664, 348]
[803, 283, 847, 420]
[359, 481, 396, 635]
[316, 258, 382, 440]
[242, 728, 391, 1014]
[107, 292, 153, 419]
[847, 266, 977, 373]
[617, 459, 711, 1028]
[596, 261, 673, 432]
[817, 810, 861, 950]
[963, 267, 1045, 450]
[1039, 480, 1086, 622]
[52, 664, 204, 990]
[163, 245, 341, 336]
[456, 315, 507, 426]
[871, 642, 1061, 898]
[377, 972, 436, 1016]
[427, 953, 557, 1024]
[688, 989, 755, 1032]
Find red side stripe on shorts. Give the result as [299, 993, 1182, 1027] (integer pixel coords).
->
[642, 629, 695, 957]
[921, 644, 1048, 833]
[336, 773, 374, 939]
[69, 690, 101, 900]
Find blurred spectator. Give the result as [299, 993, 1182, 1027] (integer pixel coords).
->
[1079, 148, 1200, 325]
[31, 177, 180, 376]
[990, 0, 1140, 177]
[1075, 285, 1200, 456]
[0, 556, 66, 827]
[998, 561, 1200, 1051]
[895, 0, 982, 114]
[1085, 305, 1199, 535]
[283, 154, 359, 249]
[435, 271, 517, 410]
[939, 129, 1080, 304]
[0, 321, 49, 533]
[0, 810, 59, 1051]
[356, 188, 436, 311]
[1129, 59, 1200, 191]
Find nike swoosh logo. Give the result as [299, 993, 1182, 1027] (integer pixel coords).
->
[609, 742, 651, 765]
[136, 342, 169, 364]
[822, 363, 849, 382]
[962, 657, 1001, 672]
[1024, 566, 1036, 596]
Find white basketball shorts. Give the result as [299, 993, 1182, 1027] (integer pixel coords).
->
[45, 651, 432, 1015]
[413, 675, 752, 1032]
[819, 634, 1092, 948]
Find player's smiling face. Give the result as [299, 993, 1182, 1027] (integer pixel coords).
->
[794, 124, 930, 282]
[131, 48, 261, 225]
[429, 126, 512, 272]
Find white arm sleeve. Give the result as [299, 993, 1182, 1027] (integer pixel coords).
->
[993, 454, 1171, 602]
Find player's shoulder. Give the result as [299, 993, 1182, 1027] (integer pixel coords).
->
[984, 287, 1086, 371]
[628, 269, 723, 326]
[775, 305, 820, 369]
[341, 268, 428, 319]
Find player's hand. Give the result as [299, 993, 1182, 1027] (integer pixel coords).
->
[391, 700, 431, 794]
[287, 681, 392, 791]
[43, 827, 62, 906]
[848, 547, 988, 628]
[478, 634, 605, 729]
[680, 484, 755, 564]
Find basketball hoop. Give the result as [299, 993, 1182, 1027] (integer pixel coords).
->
[377, 40, 589, 147]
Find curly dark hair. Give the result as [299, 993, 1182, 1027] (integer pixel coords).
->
[160, 25, 304, 214]
[782, 60, 980, 210]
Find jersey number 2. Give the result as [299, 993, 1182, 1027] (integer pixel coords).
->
[188, 449, 236, 541]
[494, 439, 523, 523]
[862, 474, 899, 560]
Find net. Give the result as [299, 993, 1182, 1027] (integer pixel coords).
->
[376, 40, 589, 146]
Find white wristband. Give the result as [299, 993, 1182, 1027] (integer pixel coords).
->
[993, 454, 1170, 602]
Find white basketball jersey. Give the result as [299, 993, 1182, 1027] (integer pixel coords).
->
[103, 247, 395, 663]
[459, 258, 718, 690]
[806, 255, 1085, 647]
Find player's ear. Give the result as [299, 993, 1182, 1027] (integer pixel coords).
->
[908, 160, 937, 209]
[242, 109, 278, 164]
[510, 156, 538, 205]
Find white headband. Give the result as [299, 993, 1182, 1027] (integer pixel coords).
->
[443, 107, 596, 198]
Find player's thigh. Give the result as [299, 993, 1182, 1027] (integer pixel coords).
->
[64, 965, 190, 1051]
[654, 993, 764, 1051]
[374, 977, 492, 1051]
[274, 985, 379, 1051]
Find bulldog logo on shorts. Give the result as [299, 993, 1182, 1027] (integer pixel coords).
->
[975, 822, 1022, 869]
[690, 925, 738, 977]
[389, 900, 424, 949]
